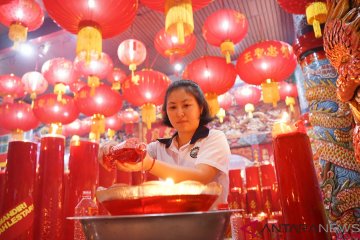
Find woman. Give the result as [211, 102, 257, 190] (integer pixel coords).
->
[99, 80, 231, 207]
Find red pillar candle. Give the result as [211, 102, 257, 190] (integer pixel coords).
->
[228, 169, 245, 210]
[98, 164, 116, 215]
[245, 166, 261, 215]
[273, 132, 329, 240]
[116, 170, 132, 185]
[34, 135, 65, 240]
[0, 141, 37, 240]
[64, 139, 99, 239]
[260, 164, 281, 213]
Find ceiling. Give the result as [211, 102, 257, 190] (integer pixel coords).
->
[0, 0, 295, 80]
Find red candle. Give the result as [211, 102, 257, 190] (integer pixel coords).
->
[228, 169, 245, 210]
[98, 164, 116, 215]
[64, 139, 99, 239]
[273, 131, 329, 240]
[116, 170, 132, 185]
[0, 141, 37, 240]
[260, 164, 281, 213]
[245, 166, 261, 215]
[34, 135, 65, 239]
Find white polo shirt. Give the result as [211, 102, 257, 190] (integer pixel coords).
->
[147, 126, 230, 209]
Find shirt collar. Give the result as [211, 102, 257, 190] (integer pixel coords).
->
[157, 125, 210, 148]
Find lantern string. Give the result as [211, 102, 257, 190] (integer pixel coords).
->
[150, 52, 159, 69]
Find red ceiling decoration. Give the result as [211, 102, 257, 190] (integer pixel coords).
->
[0, 74, 25, 103]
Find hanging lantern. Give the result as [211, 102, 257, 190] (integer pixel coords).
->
[62, 119, 84, 137]
[119, 108, 139, 135]
[69, 79, 87, 95]
[122, 69, 170, 129]
[74, 51, 113, 94]
[33, 94, 80, 134]
[154, 28, 196, 64]
[279, 82, 298, 112]
[236, 40, 297, 107]
[0, 74, 25, 103]
[141, 0, 212, 44]
[105, 113, 124, 140]
[0, 0, 44, 46]
[183, 56, 237, 116]
[21, 71, 48, 103]
[203, 9, 248, 63]
[234, 85, 261, 118]
[117, 39, 147, 84]
[276, 0, 327, 38]
[43, 0, 137, 61]
[217, 92, 233, 123]
[107, 68, 127, 90]
[74, 84, 122, 140]
[41, 58, 78, 101]
[0, 102, 39, 140]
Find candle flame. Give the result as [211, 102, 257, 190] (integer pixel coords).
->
[165, 178, 174, 185]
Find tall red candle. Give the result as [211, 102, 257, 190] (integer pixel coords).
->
[0, 141, 37, 240]
[273, 132, 329, 240]
[64, 139, 99, 239]
[245, 166, 261, 215]
[34, 135, 65, 240]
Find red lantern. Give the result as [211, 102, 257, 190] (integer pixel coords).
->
[277, 0, 327, 38]
[41, 58, 78, 101]
[203, 9, 248, 63]
[217, 92, 233, 122]
[63, 119, 83, 137]
[236, 40, 297, 107]
[154, 28, 196, 64]
[0, 74, 25, 103]
[117, 39, 146, 83]
[33, 94, 80, 134]
[0, 0, 44, 45]
[0, 102, 39, 139]
[141, 0, 212, 44]
[75, 84, 122, 140]
[105, 113, 123, 139]
[43, 0, 137, 60]
[119, 108, 139, 135]
[279, 82, 298, 112]
[183, 56, 237, 116]
[21, 71, 48, 100]
[122, 69, 170, 129]
[234, 85, 261, 118]
[69, 79, 87, 94]
[107, 68, 127, 90]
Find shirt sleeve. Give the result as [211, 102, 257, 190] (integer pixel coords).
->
[195, 130, 230, 174]
[146, 141, 157, 159]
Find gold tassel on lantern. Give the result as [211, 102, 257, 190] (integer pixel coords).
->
[9, 23, 28, 47]
[165, 0, 194, 44]
[261, 79, 280, 107]
[129, 64, 140, 84]
[205, 93, 220, 117]
[216, 108, 226, 123]
[285, 96, 295, 112]
[11, 129, 24, 141]
[111, 82, 121, 90]
[76, 26, 102, 63]
[89, 114, 105, 141]
[54, 83, 66, 102]
[49, 123, 63, 135]
[245, 103, 255, 118]
[141, 103, 156, 129]
[220, 41, 235, 64]
[306, 2, 327, 38]
[107, 128, 115, 140]
[87, 76, 100, 96]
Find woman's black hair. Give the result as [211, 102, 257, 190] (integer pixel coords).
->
[162, 79, 213, 127]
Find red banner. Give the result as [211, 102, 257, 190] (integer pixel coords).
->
[0, 197, 34, 240]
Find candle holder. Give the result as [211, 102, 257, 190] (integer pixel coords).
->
[1, 140, 37, 240]
[34, 134, 65, 239]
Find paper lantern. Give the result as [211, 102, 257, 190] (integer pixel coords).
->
[0, 0, 44, 45]
[234, 85, 261, 118]
[119, 108, 139, 135]
[216, 92, 233, 123]
[183, 56, 237, 116]
[122, 69, 170, 129]
[203, 9, 248, 63]
[0, 74, 25, 103]
[279, 82, 298, 112]
[105, 113, 123, 139]
[236, 40, 297, 107]
[107, 68, 127, 90]
[69, 79, 87, 94]
[21, 71, 48, 101]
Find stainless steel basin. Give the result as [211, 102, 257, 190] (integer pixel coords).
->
[69, 210, 236, 240]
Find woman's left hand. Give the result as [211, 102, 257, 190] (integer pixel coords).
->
[115, 152, 153, 172]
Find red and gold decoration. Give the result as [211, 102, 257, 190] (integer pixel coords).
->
[75, 84, 123, 140]
[277, 0, 327, 38]
[0, 101, 39, 140]
[74, 51, 113, 94]
[43, 0, 137, 61]
[0, 73, 25, 103]
[154, 28, 196, 64]
[234, 85, 261, 118]
[33, 94, 80, 134]
[279, 81, 298, 112]
[217, 92, 233, 122]
[141, 0, 212, 44]
[202, 9, 248, 63]
[41, 58, 78, 101]
[236, 40, 297, 107]
[117, 39, 147, 84]
[105, 113, 124, 140]
[107, 68, 127, 90]
[21, 71, 48, 104]
[69, 79, 87, 95]
[119, 108, 140, 135]
[183, 56, 237, 116]
[122, 69, 170, 129]
[0, 0, 44, 46]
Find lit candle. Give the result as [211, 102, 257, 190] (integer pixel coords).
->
[228, 169, 245, 210]
[34, 134, 65, 239]
[273, 131, 330, 239]
[272, 112, 296, 137]
[245, 166, 261, 216]
[1, 141, 37, 239]
[64, 138, 99, 239]
[259, 164, 281, 214]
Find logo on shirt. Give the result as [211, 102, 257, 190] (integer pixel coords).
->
[190, 146, 199, 158]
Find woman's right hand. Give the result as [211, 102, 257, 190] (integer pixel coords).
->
[98, 140, 118, 171]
